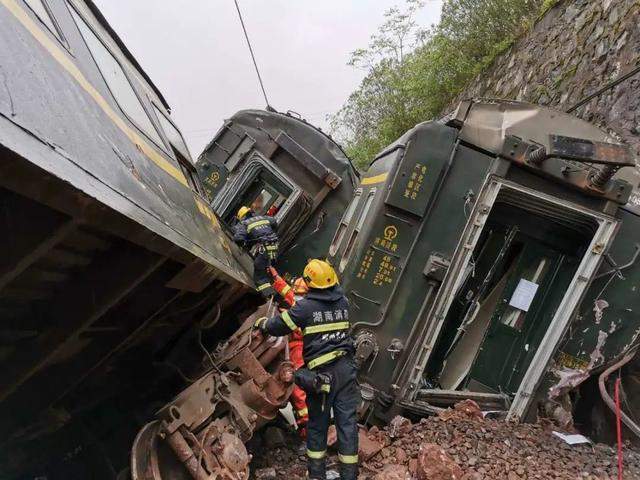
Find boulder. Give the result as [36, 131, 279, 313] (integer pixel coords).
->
[454, 399, 483, 419]
[373, 464, 410, 480]
[359, 429, 384, 460]
[416, 443, 464, 480]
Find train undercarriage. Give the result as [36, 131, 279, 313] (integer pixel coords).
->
[130, 304, 292, 480]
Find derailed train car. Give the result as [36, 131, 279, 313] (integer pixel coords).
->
[196, 109, 358, 275]
[0, 1, 355, 478]
[2, 0, 639, 478]
[329, 99, 640, 437]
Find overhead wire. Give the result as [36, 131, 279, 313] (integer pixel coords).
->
[233, 0, 272, 109]
[566, 63, 640, 113]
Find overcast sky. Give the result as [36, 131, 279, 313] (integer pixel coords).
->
[93, 0, 443, 157]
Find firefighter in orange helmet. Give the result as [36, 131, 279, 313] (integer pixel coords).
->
[289, 277, 309, 434]
[268, 269, 310, 436]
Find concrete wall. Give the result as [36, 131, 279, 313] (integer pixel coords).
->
[458, 0, 640, 158]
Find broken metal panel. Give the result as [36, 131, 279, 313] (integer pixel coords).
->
[438, 264, 513, 390]
[548, 205, 640, 402]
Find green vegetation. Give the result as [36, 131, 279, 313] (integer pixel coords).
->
[539, 0, 561, 17]
[330, 0, 546, 169]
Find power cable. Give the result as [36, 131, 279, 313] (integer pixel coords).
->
[566, 63, 640, 113]
[233, 0, 272, 109]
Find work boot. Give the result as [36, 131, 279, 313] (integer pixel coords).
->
[307, 458, 326, 480]
[338, 463, 358, 480]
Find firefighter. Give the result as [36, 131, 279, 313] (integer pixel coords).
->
[232, 206, 279, 298]
[290, 277, 310, 435]
[268, 269, 309, 435]
[255, 260, 358, 480]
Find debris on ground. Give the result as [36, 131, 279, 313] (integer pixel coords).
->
[263, 426, 287, 449]
[415, 443, 464, 480]
[248, 400, 640, 479]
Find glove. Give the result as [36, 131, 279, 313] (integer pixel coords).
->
[314, 373, 332, 394]
[295, 369, 333, 394]
[254, 316, 268, 331]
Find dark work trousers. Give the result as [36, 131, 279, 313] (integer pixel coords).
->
[306, 355, 359, 480]
[252, 243, 278, 298]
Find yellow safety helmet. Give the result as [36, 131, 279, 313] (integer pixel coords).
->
[237, 206, 251, 220]
[303, 259, 338, 289]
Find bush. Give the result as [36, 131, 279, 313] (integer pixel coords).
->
[330, 0, 545, 170]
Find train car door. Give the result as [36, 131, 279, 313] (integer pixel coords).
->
[466, 235, 578, 394]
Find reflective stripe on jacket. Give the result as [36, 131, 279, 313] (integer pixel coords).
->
[263, 285, 353, 368]
[232, 214, 278, 247]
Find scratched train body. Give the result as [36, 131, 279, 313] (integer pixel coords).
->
[197, 98, 640, 446]
[329, 99, 640, 441]
[0, 0, 355, 478]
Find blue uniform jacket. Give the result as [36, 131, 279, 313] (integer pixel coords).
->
[263, 285, 354, 369]
[232, 214, 278, 247]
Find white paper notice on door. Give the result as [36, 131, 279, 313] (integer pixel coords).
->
[508, 279, 539, 312]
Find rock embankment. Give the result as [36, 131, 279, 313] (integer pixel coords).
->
[249, 401, 640, 479]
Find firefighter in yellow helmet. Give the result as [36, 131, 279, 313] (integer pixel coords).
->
[233, 206, 279, 298]
[255, 260, 358, 480]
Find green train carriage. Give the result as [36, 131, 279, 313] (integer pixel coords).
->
[329, 99, 640, 434]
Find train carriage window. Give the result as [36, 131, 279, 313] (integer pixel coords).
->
[68, 5, 165, 147]
[152, 105, 192, 162]
[178, 161, 202, 194]
[24, 0, 64, 42]
[222, 168, 293, 225]
[150, 104, 202, 193]
[340, 188, 376, 271]
[329, 189, 362, 256]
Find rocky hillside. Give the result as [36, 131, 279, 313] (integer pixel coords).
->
[457, 0, 640, 157]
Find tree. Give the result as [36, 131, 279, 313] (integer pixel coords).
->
[331, 0, 544, 170]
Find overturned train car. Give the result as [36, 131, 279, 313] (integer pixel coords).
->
[196, 109, 358, 275]
[0, 0, 355, 478]
[329, 99, 640, 436]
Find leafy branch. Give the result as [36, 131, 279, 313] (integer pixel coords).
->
[331, 0, 545, 169]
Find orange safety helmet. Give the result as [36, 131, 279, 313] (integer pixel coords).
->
[292, 277, 309, 295]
